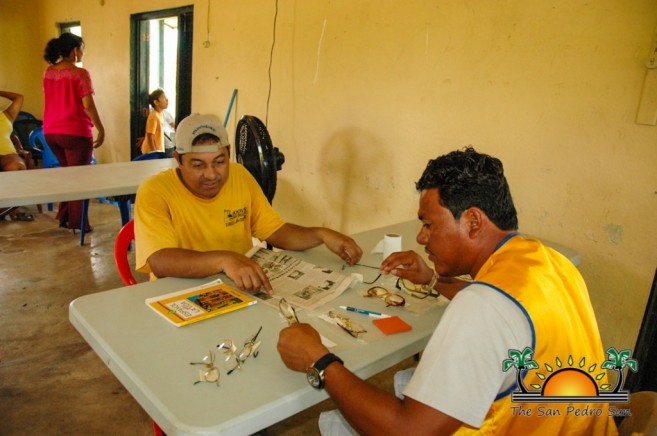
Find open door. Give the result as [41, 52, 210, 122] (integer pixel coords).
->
[130, 6, 193, 160]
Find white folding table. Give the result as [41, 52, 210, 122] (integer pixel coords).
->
[0, 158, 178, 244]
[69, 220, 580, 435]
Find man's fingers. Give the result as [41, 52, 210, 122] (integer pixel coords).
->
[257, 269, 273, 294]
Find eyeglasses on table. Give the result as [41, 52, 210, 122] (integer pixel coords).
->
[328, 310, 367, 338]
[364, 286, 406, 307]
[190, 350, 220, 387]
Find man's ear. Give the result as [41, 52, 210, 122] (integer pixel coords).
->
[463, 207, 486, 238]
[174, 151, 183, 165]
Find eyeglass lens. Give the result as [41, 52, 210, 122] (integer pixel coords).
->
[279, 298, 299, 323]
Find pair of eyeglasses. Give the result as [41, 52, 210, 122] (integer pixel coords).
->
[328, 311, 367, 338]
[190, 350, 220, 386]
[279, 298, 299, 324]
[395, 274, 441, 299]
[217, 326, 263, 375]
[365, 286, 405, 306]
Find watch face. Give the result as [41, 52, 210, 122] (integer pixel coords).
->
[306, 367, 322, 389]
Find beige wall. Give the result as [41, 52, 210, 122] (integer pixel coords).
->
[0, 0, 44, 115]
[1, 0, 656, 353]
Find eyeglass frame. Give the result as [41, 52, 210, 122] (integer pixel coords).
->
[395, 273, 441, 299]
[365, 286, 406, 307]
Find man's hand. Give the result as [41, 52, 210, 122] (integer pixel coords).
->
[277, 323, 329, 372]
[266, 224, 363, 266]
[380, 250, 434, 284]
[381, 250, 468, 300]
[321, 229, 363, 266]
[219, 252, 273, 293]
[147, 248, 273, 292]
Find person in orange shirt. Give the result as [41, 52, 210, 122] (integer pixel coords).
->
[141, 89, 169, 154]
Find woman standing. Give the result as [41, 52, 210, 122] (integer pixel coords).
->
[43, 32, 104, 232]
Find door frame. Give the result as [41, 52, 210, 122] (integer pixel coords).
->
[129, 6, 193, 160]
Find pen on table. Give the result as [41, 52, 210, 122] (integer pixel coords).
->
[339, 306, 391, 318]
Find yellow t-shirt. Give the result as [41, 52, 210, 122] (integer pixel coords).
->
[0, 112, 17, 156]
[141, 110, 163, 153]
[134, 162, 285, 275]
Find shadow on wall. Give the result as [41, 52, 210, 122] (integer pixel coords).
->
[318, 127, 394, 231]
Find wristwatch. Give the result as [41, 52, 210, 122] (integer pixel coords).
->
[306, 353, 344, 389]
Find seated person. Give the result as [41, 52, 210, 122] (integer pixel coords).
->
[0, 90, 33, 221]
[277, 147, 616, 435]
[135, 113, 363, 292]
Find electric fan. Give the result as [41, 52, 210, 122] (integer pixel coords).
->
[235, 115, 285, 203]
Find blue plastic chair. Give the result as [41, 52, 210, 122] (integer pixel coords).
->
[16, 111, 36, 121]
[28, 128, 60, 212]
[28, 128, 104, 245]
[28, 127, 97, 168]
[29, 127, 60, 169]
[134, 151, 167, 161]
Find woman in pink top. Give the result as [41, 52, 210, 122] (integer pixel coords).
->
[43, 32, 105, 232]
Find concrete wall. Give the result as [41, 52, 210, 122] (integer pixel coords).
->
[0, 0, 44, 115]
[1, 0, 656, 354]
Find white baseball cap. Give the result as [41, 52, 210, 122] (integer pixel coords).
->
[174, 113, 230, 154]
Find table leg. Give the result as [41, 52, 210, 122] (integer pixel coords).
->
[118, 198, 131, 226]
[80, 199, 90, 246]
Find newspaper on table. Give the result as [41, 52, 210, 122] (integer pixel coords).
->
[246, 246, 356, 311]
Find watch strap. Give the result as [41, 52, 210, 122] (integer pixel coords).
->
[312, 353, 344, 372]
[308, 353, 343, 389]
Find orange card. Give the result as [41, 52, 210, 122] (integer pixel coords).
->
[372, 316, 412, 335]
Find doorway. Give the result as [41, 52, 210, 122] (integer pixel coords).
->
[130, 6, 193, 160]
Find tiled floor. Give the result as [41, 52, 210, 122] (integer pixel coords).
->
[0, 201, 415, 435]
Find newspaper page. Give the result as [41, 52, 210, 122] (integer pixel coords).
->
[246, 246, 356, 311]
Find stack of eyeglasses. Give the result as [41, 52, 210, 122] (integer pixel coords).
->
[395, 274, 441, 299]
[365, 286, 406, 307]
[217, 326, 263, 375]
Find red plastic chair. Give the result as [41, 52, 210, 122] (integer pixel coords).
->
[114, 220, 137, 286]
[113, 220, 164, 435]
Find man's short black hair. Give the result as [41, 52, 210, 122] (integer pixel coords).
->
[416, 146, 518, 230]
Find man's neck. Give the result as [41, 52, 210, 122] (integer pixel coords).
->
[469, 229, 516, 278]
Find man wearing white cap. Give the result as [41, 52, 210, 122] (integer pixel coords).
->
[134, 113, 362, 292]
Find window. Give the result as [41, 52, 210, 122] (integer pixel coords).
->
[60, 21, 81, 37]
[59, 22, 82, 65]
